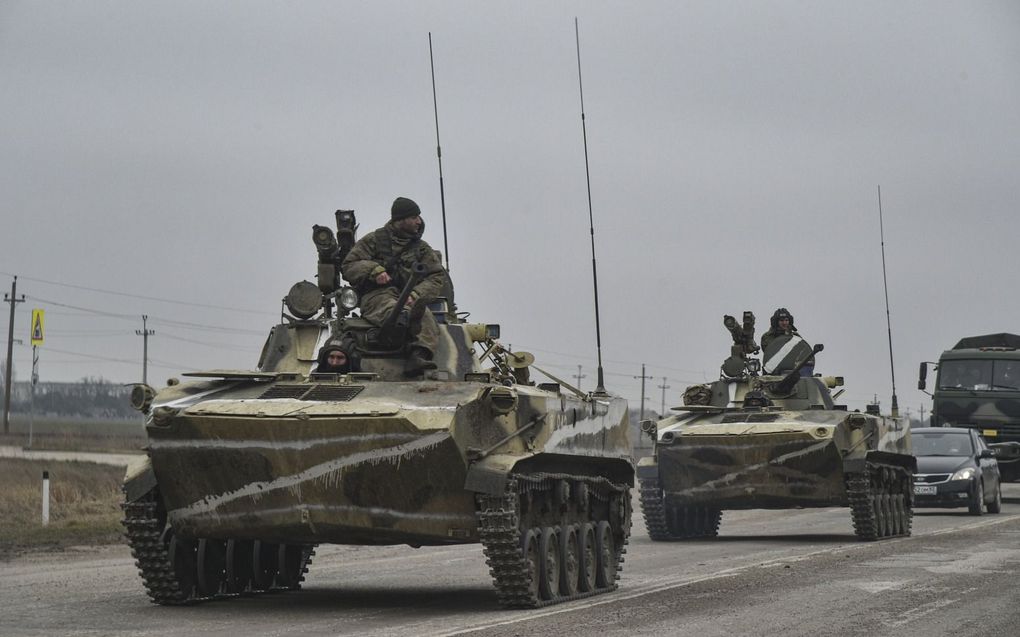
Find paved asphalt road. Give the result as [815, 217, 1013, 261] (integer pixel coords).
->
[3, 486, 1019, 637]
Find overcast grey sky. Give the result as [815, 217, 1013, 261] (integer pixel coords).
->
[2, 1, 1019, 417]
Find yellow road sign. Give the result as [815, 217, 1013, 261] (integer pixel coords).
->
[31, 309, 44, 346]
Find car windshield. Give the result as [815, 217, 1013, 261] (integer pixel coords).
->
[913, 432, 974, 457]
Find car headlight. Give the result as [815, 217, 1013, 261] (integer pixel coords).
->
[338, 287, 359, 311]
[951, 467, 976, 481]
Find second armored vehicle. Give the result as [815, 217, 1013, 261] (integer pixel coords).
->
[122, 210, 633, 609]
[638, 311, 915, 541]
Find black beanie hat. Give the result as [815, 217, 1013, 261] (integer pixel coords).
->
[391, 197, 421, 220]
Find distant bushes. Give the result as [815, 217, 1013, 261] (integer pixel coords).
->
[7, 377, 136, 419]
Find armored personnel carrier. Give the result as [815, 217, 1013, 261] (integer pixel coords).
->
[122, 210, 633, 608]
[637, 311, 914, 542]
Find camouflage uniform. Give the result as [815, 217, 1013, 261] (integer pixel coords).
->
[341, 220, 446, 356]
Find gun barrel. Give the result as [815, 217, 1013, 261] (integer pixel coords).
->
[772, 343, 824, 395]
[381, 262, 428, 330]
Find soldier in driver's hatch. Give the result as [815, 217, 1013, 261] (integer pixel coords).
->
[760, 307, 802, 351]
[341, 197, 446, 376]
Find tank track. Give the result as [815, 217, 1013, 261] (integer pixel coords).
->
[476, 472, 631, 608]
[846, 459, 914, 541]
[639, 477, 721, 541]
[122, 490, 314, 605]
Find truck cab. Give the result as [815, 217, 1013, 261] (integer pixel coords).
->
[919, 333, 1020, 480]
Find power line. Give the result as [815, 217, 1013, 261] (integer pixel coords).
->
[2, 271, 273, 316]
[160, 332, 259, 352]
[522, 344, 706, 377]
[26, 296, 136, 320]
[26, 295, 266, 335]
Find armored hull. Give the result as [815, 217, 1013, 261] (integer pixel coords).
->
[134, 375, 630, 547]
[637, 326, 914, 542]
[122, 212, 632, 609]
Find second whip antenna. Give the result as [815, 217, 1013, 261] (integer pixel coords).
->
[575, 18, 607, 396]
[428, 32, 450, 272]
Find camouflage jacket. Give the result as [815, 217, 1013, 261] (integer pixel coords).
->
[761, 328, 798, 351]
[340, 221, 446, 304]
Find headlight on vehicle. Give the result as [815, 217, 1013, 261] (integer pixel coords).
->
[338, 287, 359, 311]
[951, 467, 976, 481]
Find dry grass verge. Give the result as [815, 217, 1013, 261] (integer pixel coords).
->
[0, 458, 125, 558]
[2, 416, 146, 453]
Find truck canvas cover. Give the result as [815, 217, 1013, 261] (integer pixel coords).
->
[953, 333, 1020, 350]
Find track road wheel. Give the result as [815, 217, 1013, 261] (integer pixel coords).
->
[252, 540, 280, 590]
[538, 526, 561, 601]
[594, 521, 617, 588]
[196, 539, 226, 597]
[165, 529, 197, 600]
[225, 539, 254, 594]
[578, 522, 597, 593]
[276, 544, 306, 589]
[521, 529, 541, 601]
[559, 524, 580, 597]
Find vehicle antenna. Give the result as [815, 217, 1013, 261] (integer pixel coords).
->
[878, 185, 899, 418]
[574, 18, 607, 396]
[428, 33, 450, 272]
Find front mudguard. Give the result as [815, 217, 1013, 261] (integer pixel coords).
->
[123, 455, 157, 503]
[465, 452, 636, 496]
[636, 455, 658, 482]
[842, 450, 917, 475]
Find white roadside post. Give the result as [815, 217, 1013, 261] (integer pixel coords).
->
[42, 470, 50, 525]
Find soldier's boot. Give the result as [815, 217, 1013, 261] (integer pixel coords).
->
[404, 347, 437, 377]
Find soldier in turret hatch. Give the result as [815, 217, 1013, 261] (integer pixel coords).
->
[761, 307, 814, 375]
[760, 307, 801, 351]
[315, 341, 355, 374]
[341, 197, 447, 376]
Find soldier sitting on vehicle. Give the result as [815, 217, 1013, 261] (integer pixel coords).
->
[340, 197, 448, 376]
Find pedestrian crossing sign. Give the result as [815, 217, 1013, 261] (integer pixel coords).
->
[30, 308, 44, 345]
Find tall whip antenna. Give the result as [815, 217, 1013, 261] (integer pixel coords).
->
[575, 18, 607, 396]
[429, 32, 450, 271]
[878, 185, 899, 418]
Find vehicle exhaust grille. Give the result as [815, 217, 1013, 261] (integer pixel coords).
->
[257, 384, 365, 401]
[301, 385, 364, 401]
[720, 413, 780, 424]
[258, 385, 310, 399]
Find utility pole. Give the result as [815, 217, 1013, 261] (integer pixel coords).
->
[4, 276, 25, 435]
[633, 363, 652, 420]
[920, 403, 926, 425]
[573, 365, 586, 392]
[136, 315, 154, 384]
[657, 376, 670, 416]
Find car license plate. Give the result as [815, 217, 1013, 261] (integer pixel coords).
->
[914, 485, 937, 495]
[983, 429, 998, 437]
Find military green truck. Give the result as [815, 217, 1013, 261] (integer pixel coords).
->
[919, 333, 1020, 481]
